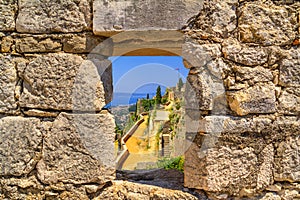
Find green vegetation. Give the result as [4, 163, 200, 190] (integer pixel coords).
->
[157, 156, 184, 172]
[156, 86, 162, 104]
[141, 99, 155, 112]
[123, 113, 137, 133]
[175, 101, 181, 110]
[114, 123, 123, 136]
[128, 103, 137, 112]
[177, 78, 184, 91]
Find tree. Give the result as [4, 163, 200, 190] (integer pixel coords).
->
[178, 78, 184, 91]
[156, 86, 162, 104]
[146, 93, 149, 99]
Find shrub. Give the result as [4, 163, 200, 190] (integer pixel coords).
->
[157, 156, 184, 172]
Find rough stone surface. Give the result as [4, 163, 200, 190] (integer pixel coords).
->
[18, 53, 111, 111]
[275, 136, 300, 182]
[112, 30, 183, 56]
[16, 0, 92, 33]
[279, 48, 300, 87]
[93, 0, 203, 36]
[0, 54, 18, 114]
[36, 112, 115, 185]
[1, 36, 13, 53]
[187, 68, 226, 112]
[278, 87, 300, 115]
[15, 36, 62, 53]
[222, 38, 269, 66]
[188, 0, 238, 38]
[238, 1, 297, 46]
[227, 83, 276, 116]
[62, 33, 108, 54]
[185, 141, 274, 197]
[0, 117, 42, 176]
[183, 42, 222, 67]
[0, 0, 17, 31]
[96, 180, 199, 200]
[235, 66, 274, 84]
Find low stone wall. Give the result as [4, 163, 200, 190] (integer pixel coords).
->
[115, 116, 145, 169]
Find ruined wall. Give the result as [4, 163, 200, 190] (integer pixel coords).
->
[0, 0, 118, 199]
[184, 0, 300, 199]
[0, 0, 299, 199]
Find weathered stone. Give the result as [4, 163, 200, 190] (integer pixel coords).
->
[0, 117, 42, 176]
[227, 83, 276, 116]
[275, 136, 300, 182]
[112, 30, 183, 56]
[93, 0, 203, 36]
[279, 48, 300, 87]
[187, 68, 226, 112]
[183, 41, 222, 67]
[188, 0, 238, 38]
[1, 36, 13, 52]
[15, 36, 62, 53]
[185, 143, 272, 196]
[185, 116, 279, 196]
[63, 33, 107, 54]
[0, 0, 16, 31]
[278, 87, 300, 115]
[0, 54, 17, 114]
[16, 0, 91, 33]
[95, 180, 199, 200]
[256, 144, 274, 190]
[59, 191, 89, 200]
[234, 66, 274, 84]
[222, 38, 269, 66]
[280, 189, 299, 200]
[36, 112, 115, 185]
[23, 109, 59, 118]
[238, 2, 297, 45]
[18, 53, 111, 111]
[0, 176, 45, 199]
[259, 193, 281, 200]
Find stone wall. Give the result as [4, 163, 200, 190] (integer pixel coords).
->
[0, 0, 117, 199]
[0, 0, 299, 199]
[183, 0, 300, 199]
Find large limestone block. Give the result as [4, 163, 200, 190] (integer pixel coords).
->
[187, 66, 226, 112]
[182, 42, 222, 67]
[238, 2, 297, 45]
[0, 117, 42, 176]
[188, 0, 238, 38]
[275, 135, 300, 182]
[111, 30, 183, 56]
[0, 54, 18, 114]
[0, 0, 16, 31]
[15, 36, 62, 53]
[185, 141, 274, 197]
[18, 53, 112, 111]
[16, 0, 91, 33]
[222, 38, 269, 66]
[227, 83, 276, 116]
[235, 66, 274, 84]
[37, 112, 115, 185]
[278, 87, 300, 115]
[279, 48, 300, 87]
[93, 0, 203, 36]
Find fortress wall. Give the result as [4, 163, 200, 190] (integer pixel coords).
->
[183, 0, 300, 199]
[0, 0, 299, 199]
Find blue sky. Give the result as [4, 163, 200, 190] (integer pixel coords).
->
[109, 56, 189, 94]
